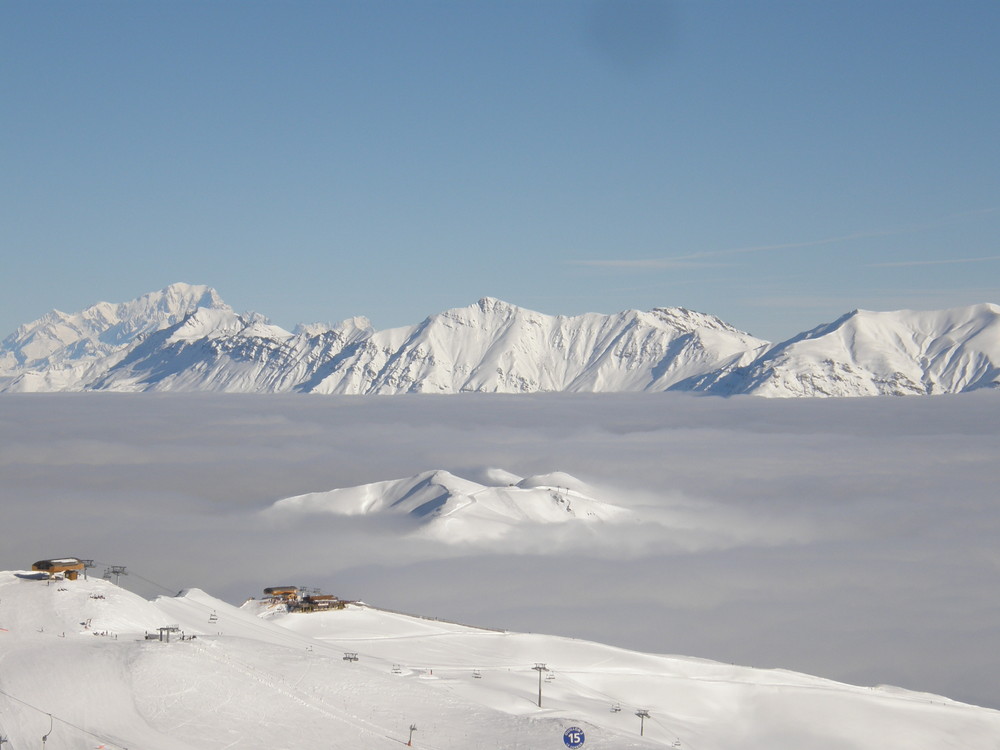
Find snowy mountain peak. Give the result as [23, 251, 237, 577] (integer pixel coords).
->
[159, 306, 291, 345]
[0, 283, 236, 391]
[2, 283, 229, 356]
[647, 306, 752, 335]
[154, 281, 226, 311]
[294, 316, 374, 338]
[263, 469, 635, 545]
[476, 296, 518, 314]
[699, 303, 1000, 397]
[2, 286, 998, 397]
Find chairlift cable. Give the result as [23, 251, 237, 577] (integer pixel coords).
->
[89, 561, 177, 595]
[0, 687, 130, 749]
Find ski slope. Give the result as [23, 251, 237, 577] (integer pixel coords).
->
[1, 570, 999, 749]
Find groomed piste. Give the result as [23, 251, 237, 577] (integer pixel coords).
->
[1, 569, 999, 749]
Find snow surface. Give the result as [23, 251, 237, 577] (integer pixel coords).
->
[4, 392, 1000, 708]
[263, 469, 637, 545]
[2, 284, 766, 395]
[695, 304, 1000, 396]
[0, 284, 230, 393]
[4, 285, 999, 396]
[2, 570, 998, 750]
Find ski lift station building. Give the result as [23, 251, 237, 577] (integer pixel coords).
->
[32, 557, 85, 580]
[263, 586, 299, 601]
[261, 586, 349, 612]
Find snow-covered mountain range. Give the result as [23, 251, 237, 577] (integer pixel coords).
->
[2, 283, 998, 396]
[2, 569, 999, 749]
[691, 304, 1000, 397]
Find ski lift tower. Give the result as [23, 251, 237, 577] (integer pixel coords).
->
[532, 663, 549, 707]
[157, 626, 181, 643]
[104, 565, 127, 586]
[635, 709, 650, 736]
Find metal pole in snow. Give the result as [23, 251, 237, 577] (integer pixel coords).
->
[533, 663, 548, 707]
[635, 709, 650, 736]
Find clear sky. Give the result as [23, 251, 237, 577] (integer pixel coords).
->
[3, 0, 999, 342]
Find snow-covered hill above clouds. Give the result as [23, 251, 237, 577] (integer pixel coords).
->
[2, 283, 998, 396]
[2, 569, 999, 749]
[260, 467, 797, 555]
[263, 469, 638, 546]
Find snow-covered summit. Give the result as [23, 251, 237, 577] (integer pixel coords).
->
[279, 296, 770, 394]
[294, 315, 374, 338]
[3, 282, 224, 364]
[263, 469, 636, 545]
[694, 303, 1000, 397]
[0, 283, 231, 391]
[2, 285, 998, 396]
[0, 287, 771, 394]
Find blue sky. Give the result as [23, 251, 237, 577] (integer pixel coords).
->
[3, 0, 999, 342]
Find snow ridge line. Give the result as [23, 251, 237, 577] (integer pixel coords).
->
[364, 604, 508, 633]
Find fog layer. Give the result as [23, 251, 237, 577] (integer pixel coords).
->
[2, 392, 998, 708]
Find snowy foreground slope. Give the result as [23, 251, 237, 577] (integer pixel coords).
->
[2, 571, 999, 750]
[4, 282, 998, 395]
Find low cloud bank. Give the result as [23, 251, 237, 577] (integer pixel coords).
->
[2, 392, 999, 708]
[259, 467, 813, 557]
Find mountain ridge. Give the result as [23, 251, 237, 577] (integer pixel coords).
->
[2, 283, 998, 397]
[694, 303, 1000, 396]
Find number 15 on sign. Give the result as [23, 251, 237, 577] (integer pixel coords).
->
[563, 727, 585, 748]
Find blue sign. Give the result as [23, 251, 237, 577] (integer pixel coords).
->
[563, 727, 586, 748]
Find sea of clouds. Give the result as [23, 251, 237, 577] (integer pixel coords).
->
[2, 391, 998, 709]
